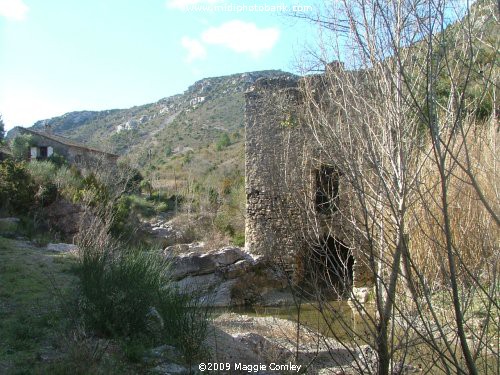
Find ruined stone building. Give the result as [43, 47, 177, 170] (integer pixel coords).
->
[245, 73, 373, 299]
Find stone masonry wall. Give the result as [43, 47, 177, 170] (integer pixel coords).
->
[245, 75, 374, 291]
[245, 76, 308, 262]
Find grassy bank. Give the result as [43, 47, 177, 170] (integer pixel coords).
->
[0, 229, 211, 374]
[0, 236, 79, 374]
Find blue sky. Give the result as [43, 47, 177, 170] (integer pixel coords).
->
[0, 0, 318, 130]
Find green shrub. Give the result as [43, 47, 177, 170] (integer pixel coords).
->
[111, 195, 133, 235]
[155, 201, 169, 212]
[130, 195, 156, 217]
[26, 160, 58, 186]
[10, 134, 32, 161]
[35, 182, 58, 207]
[77, 244, 210, 361]
[140, 180, 153, 197]
[0, 160, 36, 213]
[215, 215, 235, 237]
[54, 165, 82, 199]
[121, 338, 147, 363]
[124, 168, 143, 195]
[181, 152, 193, 165]
[215, 133, 230, 151]
[232, 232, 245, 247]
[74, 173, 110, 207]
[79, 247, 165, 337]
[47, 152, 67, 168]
[165, 145, 172, 157]
[110, 194, 172, 239]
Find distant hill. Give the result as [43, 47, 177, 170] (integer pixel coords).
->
[8, 69, 296, 196]
[24, 70, 295, 156]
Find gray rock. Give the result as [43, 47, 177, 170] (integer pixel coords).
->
[150, 345, 180, 359]
[151, 227, 173, 237]
[203, 279, 238, 307]
[235, 332, 290, 359]
[212, 246, 250, 266]
[44, 199, 84, 238]
[175, 273, 222, 294]
[169, 246, 246, 280]
[260, 290, 296, 306]
[143, 344, 182, 365]
[169, 252, 217, 280]
[46, 243, 78, 253]
[221, 259, 252, 279]
[145, 306, 164, 334]
[152, 362, 190, 375]
[143, 218, 185, 246]
[164, 244, 190, 254]
[167, 245, 293, 307]
[0, 217, 20, 224]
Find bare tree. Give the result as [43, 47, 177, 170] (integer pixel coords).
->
[264, 0, 499, 374]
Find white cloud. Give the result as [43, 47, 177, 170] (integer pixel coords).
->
[201, 20, 280, 58]
[0, 0, 29, 21]
[166, 0, 222, 10]
[181, 36, 207, 63]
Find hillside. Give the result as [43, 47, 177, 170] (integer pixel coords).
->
[28, 70, 295, 157]
[20, 70, 296, 199]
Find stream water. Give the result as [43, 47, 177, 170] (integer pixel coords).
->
[226, 300, 372, 343]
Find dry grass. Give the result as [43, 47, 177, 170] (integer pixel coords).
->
[408, 121, 499, 284]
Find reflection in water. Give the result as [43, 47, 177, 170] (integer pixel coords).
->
[228, 300, 374, 344]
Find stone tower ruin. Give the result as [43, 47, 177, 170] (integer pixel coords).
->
[244, 74, 374, 299]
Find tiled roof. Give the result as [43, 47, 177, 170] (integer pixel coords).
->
[19, 128, 118, 158]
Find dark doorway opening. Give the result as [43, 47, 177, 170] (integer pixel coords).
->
[303, 236, 354, 298]
[39, 146, 48, 159]
[315, 165, 340, 214]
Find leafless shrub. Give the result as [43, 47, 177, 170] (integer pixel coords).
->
[267, 1, 499, 374]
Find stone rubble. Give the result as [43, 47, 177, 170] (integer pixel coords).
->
[143, 218, 185, 246]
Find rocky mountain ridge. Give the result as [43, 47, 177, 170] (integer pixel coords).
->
[24, 70, 295, 157]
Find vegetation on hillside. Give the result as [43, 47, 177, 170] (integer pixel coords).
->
[0, 152, 211, 373]
[0, 1, 497, 370]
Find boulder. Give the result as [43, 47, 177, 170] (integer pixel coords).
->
[164, 241, 205, 255]
[168, 251, 217, 280]
[212, 246, 250, 266]
[145, 306, 164, 335]
[143, 218, 185, 247]
[175, 273, 222, 294]
[221, 259, 252, 279]
[46, 243, 78, 253]
[203, 279, 238, 307]
[168, 246, 249, 280]
[166, 244, 297, 307]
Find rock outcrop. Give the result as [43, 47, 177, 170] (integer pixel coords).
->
[142, 218, 185, 247]
[164, 244, 294, 307]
